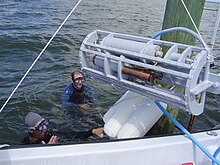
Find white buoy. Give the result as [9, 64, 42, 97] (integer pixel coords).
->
[104, 91, 143, 138]
[104, 91, 167, 139]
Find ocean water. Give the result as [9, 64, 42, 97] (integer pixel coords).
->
[0, 0, 219, 145]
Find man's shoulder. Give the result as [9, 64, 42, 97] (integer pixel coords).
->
[63, 84, 74, 93]
[65, 84, 73, 89]
[61, 84, 75, 103]
[83, 84, 93, 92]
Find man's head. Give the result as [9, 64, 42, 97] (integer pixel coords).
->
[25, 112, 49, 139]
[71, 70, 84, 90]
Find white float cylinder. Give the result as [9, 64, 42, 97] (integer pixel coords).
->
[104, 91, 144, 138]
[104, 91, 167, 139]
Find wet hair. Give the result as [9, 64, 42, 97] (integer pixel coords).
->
[71, 70, 83, 81]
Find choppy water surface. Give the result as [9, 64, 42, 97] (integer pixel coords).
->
[0, 0, 219, 145]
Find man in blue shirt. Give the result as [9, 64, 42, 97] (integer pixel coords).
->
[61, 70, 94, 109]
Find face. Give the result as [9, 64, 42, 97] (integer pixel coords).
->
[72, 72, 84, 90]
[29, 119, 49, 139]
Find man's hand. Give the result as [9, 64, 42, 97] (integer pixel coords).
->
[42, 135, 57, 144]
[92, 128, 104, 137]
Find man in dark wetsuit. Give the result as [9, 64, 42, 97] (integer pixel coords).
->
[22, 112, 104, 145]
[61, 70, 94, 110]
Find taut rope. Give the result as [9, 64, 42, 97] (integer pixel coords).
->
[0, 0, 82, 113]
[180, 0, 207, 48]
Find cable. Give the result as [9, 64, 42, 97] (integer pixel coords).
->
[0, 0, 82, 113]
[151, 27, 208, 48]
[151, 26, 214, 67]
[155, 101, 220, 165]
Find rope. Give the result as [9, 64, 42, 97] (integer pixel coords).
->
[0, 0, 82, 113]
[180, 0, 207, 48]
[180, 0, 214, 68]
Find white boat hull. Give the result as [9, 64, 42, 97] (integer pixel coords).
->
[0, 129, 219, 165]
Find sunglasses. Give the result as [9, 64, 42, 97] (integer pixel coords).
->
[30, 118, 49, 132]
[73, 77, 84, 83]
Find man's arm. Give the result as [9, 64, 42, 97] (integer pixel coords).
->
[61, 84, 73, 103]
[59, 128, 104, 139]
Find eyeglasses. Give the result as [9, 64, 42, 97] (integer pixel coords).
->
[73, 77, 84, 83]
[31, 118, 49, 132]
